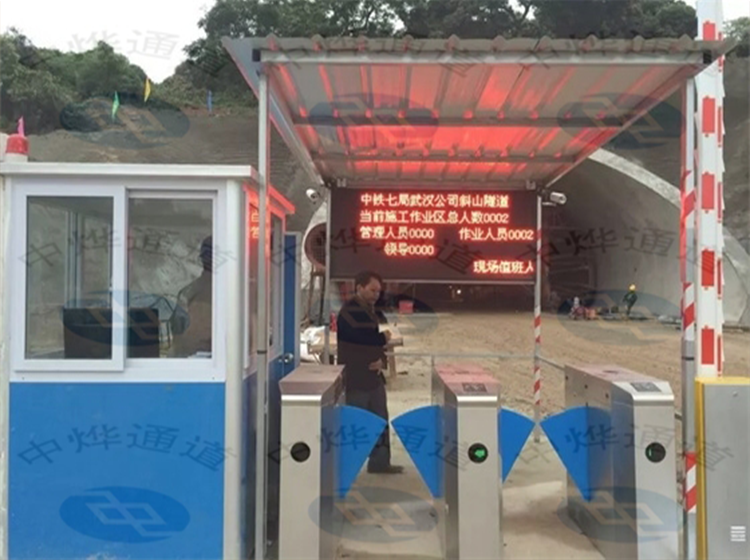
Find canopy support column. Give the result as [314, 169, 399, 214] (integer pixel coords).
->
[255, 66, 270, 560]
[533, 187, 542, 443]
[323, 187, 332, 364]
[681, 75, 698, 560]
[225, 178, 245, 560]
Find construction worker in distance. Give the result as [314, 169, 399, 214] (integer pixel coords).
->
[622, 284, 638, 319]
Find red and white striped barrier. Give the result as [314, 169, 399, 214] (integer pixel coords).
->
[685, 451, 697, 514]
[695, 0, 724, 378]
[533, 196, 542, 441]
[681, 3, 725, 558]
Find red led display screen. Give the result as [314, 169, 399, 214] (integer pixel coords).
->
[329, 188, 537, 282]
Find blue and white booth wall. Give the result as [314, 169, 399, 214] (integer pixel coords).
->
[9, 381, 226, 559]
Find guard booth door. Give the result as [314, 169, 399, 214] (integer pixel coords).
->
[265, 214, 302, 549]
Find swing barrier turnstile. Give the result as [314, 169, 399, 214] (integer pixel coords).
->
[432, 364, 503, 560]
[277, 364, 344, 560]
[564, 364, 679, 560]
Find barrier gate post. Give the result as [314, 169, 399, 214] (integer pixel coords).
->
[432, 364, 503, 560]
[564, 364, 679, 560]
[277, 364, 344, 560]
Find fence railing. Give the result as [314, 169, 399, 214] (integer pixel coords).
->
[384, 350, 532, 360]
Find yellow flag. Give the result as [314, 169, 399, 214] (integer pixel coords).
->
[144, 77, 151, 102]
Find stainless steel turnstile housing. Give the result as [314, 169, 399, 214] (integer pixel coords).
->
[432, 364, 503, 560]
[565, 364, 679, 560]
[278, 364, 344, 560]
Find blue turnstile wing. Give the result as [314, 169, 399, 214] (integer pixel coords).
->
[499, 408, 535, 482]
[392, 405, 443, 497]
[393, 406, 535, 494]
[335, 405, 388, 498]
[540, 406, 594, 501]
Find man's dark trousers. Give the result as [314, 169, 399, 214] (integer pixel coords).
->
[345, 376, 391, 471]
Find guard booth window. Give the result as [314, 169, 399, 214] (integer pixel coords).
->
[127, 197, 213, 359]
[25, 196, 113, 360]
[24, 194, 215, 361]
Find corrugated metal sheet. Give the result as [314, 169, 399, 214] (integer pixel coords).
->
[242, 34, 730, 55]
[223, 35, 731, 188]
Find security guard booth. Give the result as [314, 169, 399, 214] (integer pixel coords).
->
[0, 162, 297, 560]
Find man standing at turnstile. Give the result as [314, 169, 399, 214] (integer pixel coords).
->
[337, 270, 404, 474]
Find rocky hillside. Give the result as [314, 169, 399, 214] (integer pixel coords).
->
[21, 60, 750, 245]
[26, 108, 321, 234]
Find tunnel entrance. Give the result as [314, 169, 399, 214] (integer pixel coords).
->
[391, 206, 596, 315]
[544, 205, 598, 314]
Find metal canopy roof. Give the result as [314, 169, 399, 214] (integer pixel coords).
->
[222, 35, 732, 190]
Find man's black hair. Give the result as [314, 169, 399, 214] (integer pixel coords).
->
[200, 236, 212, 271]
[354, 270, 382, 289]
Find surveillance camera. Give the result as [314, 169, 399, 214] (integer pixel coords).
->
[306, 188, 321, 202]
[548, 191, 567, 206]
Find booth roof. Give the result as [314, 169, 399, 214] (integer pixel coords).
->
[222, 34, 732, 190]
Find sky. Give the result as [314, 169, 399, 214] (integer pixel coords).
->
[2, 0, 749, 83]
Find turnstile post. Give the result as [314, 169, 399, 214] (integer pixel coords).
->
[432, 363, 503, 560]
[277, 364, 343, 560]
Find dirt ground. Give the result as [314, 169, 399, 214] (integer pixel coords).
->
[386, 310, 750, 417]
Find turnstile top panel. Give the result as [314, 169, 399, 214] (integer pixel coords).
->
[436, 363, 496, 377]
[565, 364, 673, 405]
[434, 365, 500, 404]
[279, 364, 343, 404]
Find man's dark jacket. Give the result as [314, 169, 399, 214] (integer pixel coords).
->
[336, 297, 387, 391]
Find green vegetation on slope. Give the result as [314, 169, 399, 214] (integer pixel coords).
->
[0, 1, 747, 134]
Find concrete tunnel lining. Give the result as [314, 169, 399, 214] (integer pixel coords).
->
[299, 149, 750, 326]
[554, 149, 750, 326]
